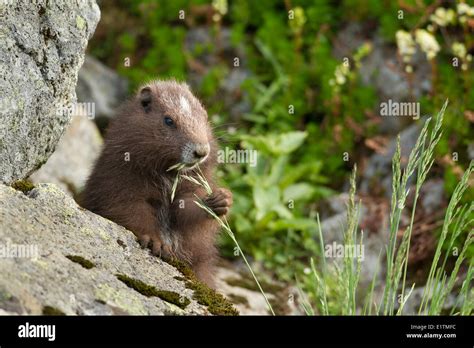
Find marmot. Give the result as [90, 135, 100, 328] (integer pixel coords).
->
[81, 80, 232, 287]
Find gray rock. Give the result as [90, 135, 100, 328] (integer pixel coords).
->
[320, 212, 348, 244]
[215, 261, 302, 315]
[319, 193, 389, 292]
[468, 143, 474, 160]
[359, 39, 432, 102]
[0, 0, 100, 184]
[76, 55, 128, 121]
[184, 27, 251, 121]
[0, 183, 215, 315]
[333, 24, 432, 134]
[29, 111, 102, 196]
[361, 123, 422, 197]
[419, 179, 444, 215]
[399, 285, 459, 315]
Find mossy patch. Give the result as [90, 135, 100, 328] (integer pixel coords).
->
[11, 180, 35, 194]
[42, 306, 65, 315]
[224, 273, 291, 314]
[227, 293, 249, 307]
[116, 274, 190, 309]
[165, 258, 239, 316]
[66, 255, 95, 269]
[224, 276, 284, 294]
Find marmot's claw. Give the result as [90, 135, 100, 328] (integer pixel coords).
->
[137, 233, 171, 258]
[138, 234, 151, 249]
[205, 188, 233, 217]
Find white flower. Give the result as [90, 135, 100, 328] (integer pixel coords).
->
[452, 42, 467, 59]
[212, 0, 227, 21]
[334, 64, 349, 85]
[415, 29, 440, 60]
[212, 0, 228, 15]
[430, 7, 455, 26]
[457, 3, 474, 16]
[396, 30, 416, 63]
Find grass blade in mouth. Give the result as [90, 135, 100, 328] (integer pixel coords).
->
[181, 175, 202, 185]
[167, 163, 186, 172]
[170, 172, 180, 203]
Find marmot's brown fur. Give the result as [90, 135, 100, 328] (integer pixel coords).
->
[81, 80, 232, 287]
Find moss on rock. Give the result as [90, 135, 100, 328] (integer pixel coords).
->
[227, 293, 249, 307]
[66, 255, 95, 269]
[225, 276, 284, 294]
[116, 274, 190, 310]
[165, 258, 239, 316]
[42, 306, 65, 315]
[11, 180, 35, 194]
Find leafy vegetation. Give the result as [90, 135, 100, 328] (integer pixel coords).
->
[89, 0, 473, 309]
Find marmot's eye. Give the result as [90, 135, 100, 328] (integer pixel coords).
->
[164, 116, 174, 127]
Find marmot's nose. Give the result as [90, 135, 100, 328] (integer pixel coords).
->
[193, 143, 210, 160]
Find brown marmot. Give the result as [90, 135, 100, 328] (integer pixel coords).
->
[81, 80, 232, 287]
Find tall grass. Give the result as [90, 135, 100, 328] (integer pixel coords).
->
[304, 101, 473, 315]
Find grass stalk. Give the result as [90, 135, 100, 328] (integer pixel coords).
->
[168, 163, 275, 315]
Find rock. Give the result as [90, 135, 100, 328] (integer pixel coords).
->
[215, 260, 302, 315]
[468, 143, 474, 160]
[360, 123, 422, 197]
[184, 27, 251, 121]
[29, 108, 102, 197]
[359, 38, 432, 104]
[418, 179, 445, 215]
[318, 193, 390, 292]
[320, 212, 348, 244]
[0, 183, 235, 315]
[400, 285, 459, 315]
[76, 55, 128, 122]
[333, 24, 432, 134]
[0, 0, 100, 184]
[318, 192, 352, 219]
[215, 266, 271, 315]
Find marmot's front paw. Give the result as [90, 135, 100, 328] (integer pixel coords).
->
[205, 188, 233, 216]
[137, 232, 172, 258]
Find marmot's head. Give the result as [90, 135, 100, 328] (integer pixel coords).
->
[112, 80, 214, 173]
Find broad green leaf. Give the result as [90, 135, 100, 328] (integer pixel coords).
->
[253, 185, 280, 220]
[283, 183, 317, 202]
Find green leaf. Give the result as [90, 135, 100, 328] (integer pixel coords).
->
[270, 218, 318, 231]
[273, 204, 294, 219]
[283, 183, 317, 202]
[253, 185, 280, 220]
[275, 131, 308, 154]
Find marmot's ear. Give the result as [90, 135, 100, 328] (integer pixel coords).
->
[139, 87, 152, 113]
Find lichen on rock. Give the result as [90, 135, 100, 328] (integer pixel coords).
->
[0, 0, 100, 184]
[0, 183, 213, 315]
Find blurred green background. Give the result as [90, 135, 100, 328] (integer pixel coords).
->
[87, 0, 473, 284]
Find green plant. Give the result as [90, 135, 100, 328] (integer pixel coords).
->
[221, 131, 332, 281]
[302, 102, 473, 315]
[87, 0, 474, 303]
